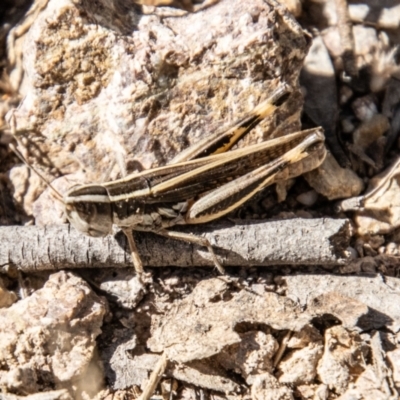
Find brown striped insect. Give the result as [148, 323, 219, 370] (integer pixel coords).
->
[11, 84, 326, 275]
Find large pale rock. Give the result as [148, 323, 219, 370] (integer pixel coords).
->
[0, 271, 106, 396]
[11, 0, 310, 218]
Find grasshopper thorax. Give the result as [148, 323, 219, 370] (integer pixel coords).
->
[64, 184, 113, 237]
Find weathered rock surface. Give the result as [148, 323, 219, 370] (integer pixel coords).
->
[148, 278, 311, 363]
[283, 274, 400, 332]
[0, 271, 106, 396]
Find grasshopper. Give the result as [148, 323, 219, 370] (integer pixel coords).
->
[11, 84, 326, 275]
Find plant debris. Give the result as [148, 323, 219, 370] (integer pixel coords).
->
[1, 0, 400, 399]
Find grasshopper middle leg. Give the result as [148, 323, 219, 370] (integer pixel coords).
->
[123, 227, 225, 274]
[155, 229, 225, 274]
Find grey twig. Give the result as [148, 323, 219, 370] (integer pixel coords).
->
[0, 218, 352, 271]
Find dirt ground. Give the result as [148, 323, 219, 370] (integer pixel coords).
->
[0, 1, 400, 399]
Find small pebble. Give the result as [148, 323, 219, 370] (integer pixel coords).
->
[164, 276, 180, 286]
[361, 257, 377, 273]
[353, 114, 390, 149]
[295, 210, 313, 219]
[363, 243, 377, 257]
[276, 211, 296, 219]
[296, 190, 318, 207]
[350, 3, 400, 29]
[352, 94, 378, 121]
[340, 262, 361, 274]
[386, 242, 398, 255]
[251, 284, 266, 295]
[344, 246, 358, 259]
[369, 235, 385, 250]
[339, 85, 353, 104]
[304, 152, 364, 200]
[341, 117, 356, 134]
[0, 279, 17, 308]
[277, 0, 302, 17]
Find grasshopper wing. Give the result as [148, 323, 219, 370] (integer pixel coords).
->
[149, 128, 325, 204]
[185, 128, 326, 223]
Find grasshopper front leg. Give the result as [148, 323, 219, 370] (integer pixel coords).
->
[122, 228, 145, 275]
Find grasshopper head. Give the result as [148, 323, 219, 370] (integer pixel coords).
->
[64, 185, 113, 237]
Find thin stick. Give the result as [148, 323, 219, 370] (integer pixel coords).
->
[138, 352, 168, 400]
[0, 219, 353, 271]
[273, 330, 292, 367]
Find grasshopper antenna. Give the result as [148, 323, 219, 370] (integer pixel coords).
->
[9, 143, 65, 204]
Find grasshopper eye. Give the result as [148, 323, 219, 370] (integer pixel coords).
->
[64, 185, 113, 237]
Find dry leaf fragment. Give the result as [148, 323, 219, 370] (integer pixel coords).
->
[283, 274, 400, 332]
[308, 292, 369, 330]
[339, 157, 400, 235]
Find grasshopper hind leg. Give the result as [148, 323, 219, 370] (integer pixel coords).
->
[157, 229, 225, 274]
